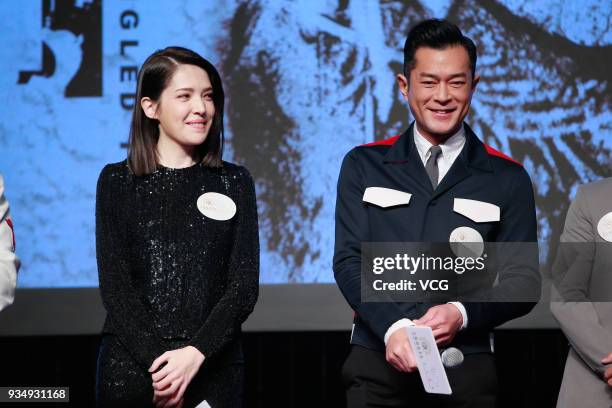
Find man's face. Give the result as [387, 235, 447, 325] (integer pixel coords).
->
[398, 45, 479, 142]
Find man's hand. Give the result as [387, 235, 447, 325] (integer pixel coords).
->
[414, 304, 463, 346]
[149, 346, 205, 407]
[385, 328, 418, 372]
[602, 353, 612, 387]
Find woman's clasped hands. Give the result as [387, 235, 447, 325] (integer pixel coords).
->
[149, 346, 205, 408]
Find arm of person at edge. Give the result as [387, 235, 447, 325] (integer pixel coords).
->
[0, 174, 18, 312]
[150, 167, 260, 407]
[603, 353, 612, 387]
[550, 185, 612, 384]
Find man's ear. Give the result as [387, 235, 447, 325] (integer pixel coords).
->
[396, 73, 409, 101]
[141, 97, 158, 119]
[471, 74, 480, 93]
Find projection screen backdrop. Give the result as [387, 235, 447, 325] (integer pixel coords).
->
[0, 0, 610, 333]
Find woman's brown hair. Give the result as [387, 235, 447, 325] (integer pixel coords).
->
[127, 46, 225, 175]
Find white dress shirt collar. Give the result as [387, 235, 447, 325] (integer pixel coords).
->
[413, 123, 466, 163]
[413, 123, 466, 184]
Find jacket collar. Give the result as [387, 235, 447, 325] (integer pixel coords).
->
[383, 121, 493, 173]
[461, 123, 493, 173]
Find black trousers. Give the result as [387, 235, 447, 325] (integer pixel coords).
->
[342, 345, 498, 408]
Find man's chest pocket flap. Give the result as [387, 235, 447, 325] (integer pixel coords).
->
[363, 187, 412, 208]
[453, 198, 500, 223]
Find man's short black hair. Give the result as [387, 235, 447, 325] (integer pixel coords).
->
[403, 19, 477, 79]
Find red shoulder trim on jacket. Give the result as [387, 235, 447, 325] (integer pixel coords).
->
[6, 218, 15, 249]
[360, 135, 401, 147]
[484, 144, 522, 166]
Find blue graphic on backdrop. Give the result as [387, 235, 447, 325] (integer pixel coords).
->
[0, 0, 610, 287]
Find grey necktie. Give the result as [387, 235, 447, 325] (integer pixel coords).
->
[425, 145, 443, 189]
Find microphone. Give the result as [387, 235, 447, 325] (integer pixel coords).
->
[440, 347, 464, 368]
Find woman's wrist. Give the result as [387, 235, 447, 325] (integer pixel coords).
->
[185, 345, 205, 363]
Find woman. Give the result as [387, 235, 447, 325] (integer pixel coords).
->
[95, 46, 259, 408]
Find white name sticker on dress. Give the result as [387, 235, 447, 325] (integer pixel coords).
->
[597, 212, 612, 242]
[197, 192, 236, 221]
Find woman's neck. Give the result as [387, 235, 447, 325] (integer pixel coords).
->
[156, 134, 198, 169]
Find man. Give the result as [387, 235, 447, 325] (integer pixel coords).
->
[0, 173, 18, 311]
[551, 178, 612, 407]
[333, 19, 540, 407]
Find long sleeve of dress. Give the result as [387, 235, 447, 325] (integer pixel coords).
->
[188, 166, 260, 359]
[96, 165, 167, 368]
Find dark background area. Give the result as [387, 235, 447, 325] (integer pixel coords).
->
[0, 330, 569, 407]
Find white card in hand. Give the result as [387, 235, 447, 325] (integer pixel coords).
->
[406, 326, 452, 395]
[195, 400, 211, 408]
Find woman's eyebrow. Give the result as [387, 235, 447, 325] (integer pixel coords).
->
[174, 86, 213, 92]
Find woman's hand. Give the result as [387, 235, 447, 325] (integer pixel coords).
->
[153, 394, 183, 408]
[149, 346, 205, 407]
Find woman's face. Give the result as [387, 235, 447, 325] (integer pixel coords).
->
[144, 64, 216, 153]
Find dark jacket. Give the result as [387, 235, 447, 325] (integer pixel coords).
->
[333, 122, 540, 354]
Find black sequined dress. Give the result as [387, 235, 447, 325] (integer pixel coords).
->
[95, 160, 259, 407]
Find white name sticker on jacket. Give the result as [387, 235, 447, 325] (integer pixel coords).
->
[453, 198, 500, 223]
[449, 226, 484, 259]
[597, 212, 612, 242]
[363, 187, 412, 208]
[197, 192, 236, 221]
